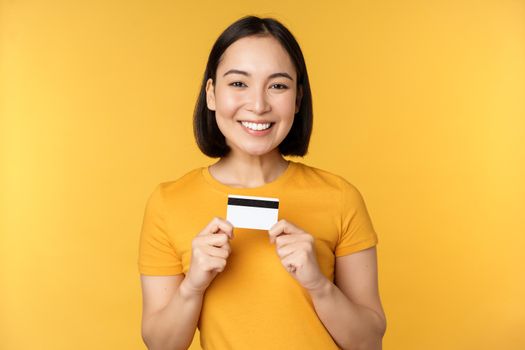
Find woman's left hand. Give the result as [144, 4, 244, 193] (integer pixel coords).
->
[268, 219, 327, 292]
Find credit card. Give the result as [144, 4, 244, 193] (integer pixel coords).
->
[226, 194, 279, 230]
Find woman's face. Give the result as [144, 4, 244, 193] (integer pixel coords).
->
[205, 35, 303, 157]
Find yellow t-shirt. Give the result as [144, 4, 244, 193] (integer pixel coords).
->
[138, 160, 379, 349]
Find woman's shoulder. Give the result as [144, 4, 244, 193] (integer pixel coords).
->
[292, 161, 358, 192]
[293, 162, 369, 212]
[154, 166, 206, 195]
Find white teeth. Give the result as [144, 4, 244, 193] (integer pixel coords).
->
[241, 121, 272, 131]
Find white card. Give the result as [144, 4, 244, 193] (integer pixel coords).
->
[226, 194, 279, 230]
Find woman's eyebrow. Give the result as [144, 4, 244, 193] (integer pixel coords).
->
[222, 69, 293, 81]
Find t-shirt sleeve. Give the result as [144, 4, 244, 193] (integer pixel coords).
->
[335, 178, 379, 257]
[137, 183, 183, 275]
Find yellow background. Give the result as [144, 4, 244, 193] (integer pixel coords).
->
[1, 1, 524, 349]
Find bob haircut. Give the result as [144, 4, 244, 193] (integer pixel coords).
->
[193, 15, 313, 158]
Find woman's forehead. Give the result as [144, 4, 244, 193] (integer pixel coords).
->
[217, 36, 295, 77]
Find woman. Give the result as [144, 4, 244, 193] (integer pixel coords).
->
[138, 15, 386, 350]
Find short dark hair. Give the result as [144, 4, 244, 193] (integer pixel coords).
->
[193, 15, 313, 158]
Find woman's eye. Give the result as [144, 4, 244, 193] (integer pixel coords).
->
[271, 83, 288, 90]
[230, 81, 246, 88]
[229, 82, 288, 89]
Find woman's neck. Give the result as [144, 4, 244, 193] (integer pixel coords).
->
[209, 150, 289, 188]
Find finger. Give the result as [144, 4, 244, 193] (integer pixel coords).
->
[204, 245, 231, 259]
[205, 256, 227, 273]
[198, 218, 220, 236]
[268, 219, 286, 243]
[276, 243, 296, 260]
[268, 219, 283, 233]
[206, 233, 230, 248]
[274, 233, 298, 248]
[200, 217, 234, 238]
[211, 219, 234, 239]
[277, 233, 314, 249]
[268, 220, 299, 244]
[212, 240, 231, 254]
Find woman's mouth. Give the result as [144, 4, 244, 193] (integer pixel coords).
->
[238, 121, 275, 136]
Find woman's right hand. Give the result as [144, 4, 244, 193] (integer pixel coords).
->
[184, 217, 234, 295]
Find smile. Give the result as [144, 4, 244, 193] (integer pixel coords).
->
[240, 121, 273, 131]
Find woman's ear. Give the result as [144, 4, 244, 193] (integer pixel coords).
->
[295, 85, 303, 114]
[206, 78, 216, 111]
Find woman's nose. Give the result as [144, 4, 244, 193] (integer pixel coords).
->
[247, 86, 270, 114]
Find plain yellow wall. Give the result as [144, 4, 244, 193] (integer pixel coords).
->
[1, 1, 524, 349]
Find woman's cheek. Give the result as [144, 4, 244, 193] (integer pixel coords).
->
[219, 91, 245, 114]
[275, 93, 296, 116]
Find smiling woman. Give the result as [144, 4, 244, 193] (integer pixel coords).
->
[204, 35, 302, 159]
[138, 15, 386, 350]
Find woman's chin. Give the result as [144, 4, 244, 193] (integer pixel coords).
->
[226, 139, 280, 157]
[240, 146, 275, 157]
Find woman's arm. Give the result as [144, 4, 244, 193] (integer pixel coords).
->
[307, 246, 387, 350]
[140, 217, 234, 350]
[141, 274, 204, 350]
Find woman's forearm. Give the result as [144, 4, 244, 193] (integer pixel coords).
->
[142, 277, 204, 350]
[308, 277, 386, 350]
